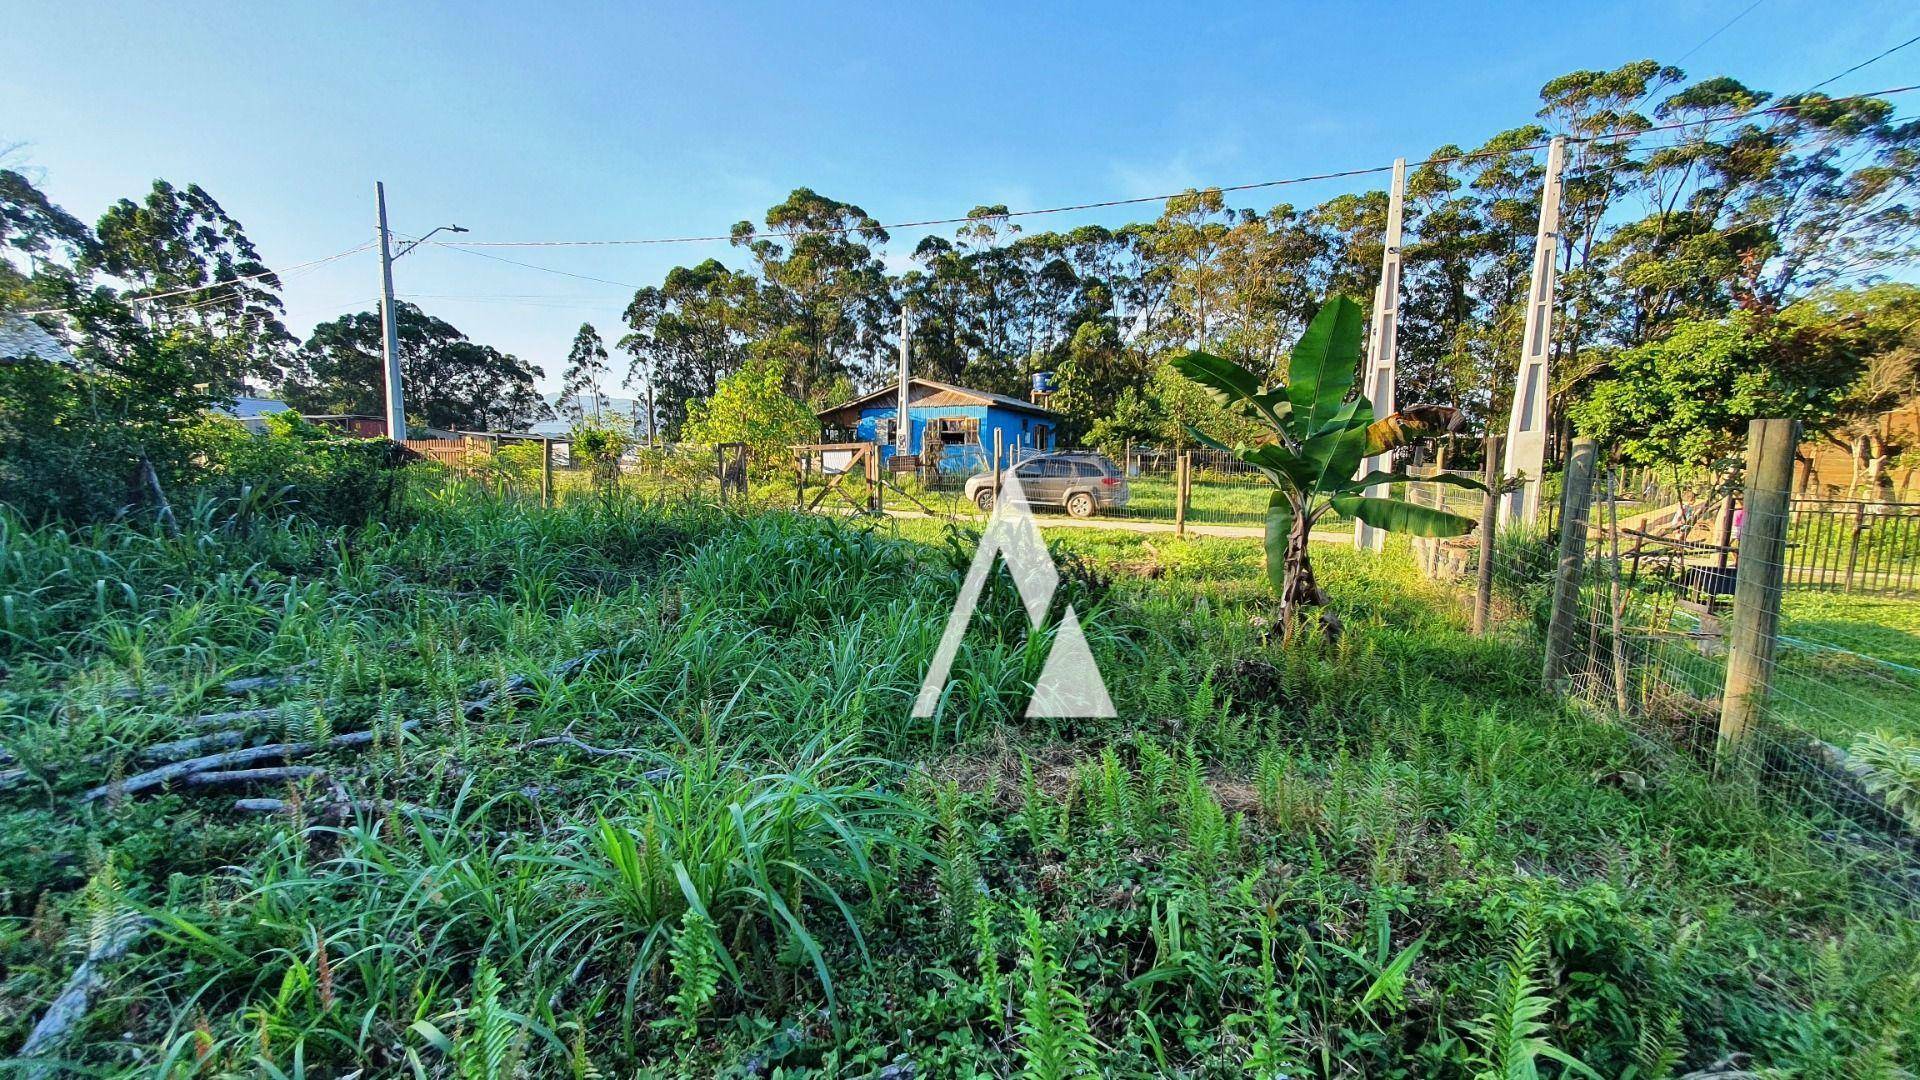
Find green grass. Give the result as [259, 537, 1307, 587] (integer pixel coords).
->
[1, 483, 1916, 1077]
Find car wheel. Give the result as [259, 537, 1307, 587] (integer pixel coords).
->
[973, 488, 996, 512]
[1065, 492, 1095, 518]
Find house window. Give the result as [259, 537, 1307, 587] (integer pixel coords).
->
[930, 416, 979, 447]
[1032, 423, 1052, 450]
[874, 416, 896, 444]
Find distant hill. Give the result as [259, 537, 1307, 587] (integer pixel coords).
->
[531, 391, 650, 436]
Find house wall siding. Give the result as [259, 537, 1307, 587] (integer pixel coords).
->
[853, 404, 1053, 471]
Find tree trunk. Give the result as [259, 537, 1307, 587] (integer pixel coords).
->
[1279, 512, 1339, 644]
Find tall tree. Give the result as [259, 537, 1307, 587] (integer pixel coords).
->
[89, 180, 292, 388]
[730, 188, 891, 399]
[620, 259, 763, 440]
[282, 303, 549, 431]
[559, 322, 610, 421]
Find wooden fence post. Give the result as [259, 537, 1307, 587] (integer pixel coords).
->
[1175, 452, 1190, 538]
[1842, 501, 1865, 593]
[868, 442, 882, 514]
[796, 451, 807, 511]
[541, 438, 553, 507]
[1543, 436, 1599, 692]
[1718, 418, 1799, 752]
[1473, 435, 1501, 636]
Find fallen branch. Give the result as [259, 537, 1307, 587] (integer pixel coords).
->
[184, 706, 288, 729]
[82, 722, 418, 803]
[142, 730, 248, 762]
[182, 766, 328, 788]
[87, 649, 612, 804]
[115, 672, 307, 702]
[15, 916, 150, 1073]
[234, 796, 447, 821]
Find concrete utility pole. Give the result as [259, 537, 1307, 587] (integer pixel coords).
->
[896, 305, 912, 456]
[375, 182, 406, 444]
[1501, 136, 1566, 527]
[1354, 158, 1406, 553]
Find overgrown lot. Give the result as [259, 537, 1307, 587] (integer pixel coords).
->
[1, 487, 1914, 1077]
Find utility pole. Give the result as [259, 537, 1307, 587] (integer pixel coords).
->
[1501, 136, 1566, 527]
[1354, 158, 1406, 553]
[896, 305, 913, 458]
[376, 182, 406, 444]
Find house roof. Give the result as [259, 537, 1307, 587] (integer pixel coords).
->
[0, 315, 78, 366]
[815, 378, 1054, 426]
[224, 396, 293, 420]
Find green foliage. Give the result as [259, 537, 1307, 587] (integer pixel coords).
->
[1467, 910, 1599, 1080]
[1848, 729, 1920, 830]
[568, 417, 630, 490]
[664, 909, 721, 1038]
[1016, 907, 1099, 1079]
[1571, 312, 1869, 469]
[1, 485, 1915, 1077]
[1173, 295, 1481, 633]
[281, 301, 550, 431]
[681, 354, 814, 464]
[203, 412, 405, 528]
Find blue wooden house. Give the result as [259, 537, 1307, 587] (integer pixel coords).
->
[815, 378, 1057, 474]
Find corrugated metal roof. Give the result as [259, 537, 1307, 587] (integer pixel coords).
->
[0, 315, 78, 366]
[816, 377, 1054, 420]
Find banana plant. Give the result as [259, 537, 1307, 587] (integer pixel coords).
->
[1172, 295, 1485, 640]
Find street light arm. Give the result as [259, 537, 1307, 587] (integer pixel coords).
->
[392, 224, 469, 260]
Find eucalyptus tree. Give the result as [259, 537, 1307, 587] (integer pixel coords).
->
[90, 180, 293, 386]
[283, 303, 548, 432]
[731, 188, 891, 398]
[560, 322, 610, 421]
[619, 259, 763, 440]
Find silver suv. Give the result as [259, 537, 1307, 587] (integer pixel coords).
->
[965, 452, 1130, 518]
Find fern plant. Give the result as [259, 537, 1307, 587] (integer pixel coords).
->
[664, 909, 720, 1040]
[455, 958, 523, 1080]
[1016, 907, 1100, 1079]
[1466, 913, 1599, 1080]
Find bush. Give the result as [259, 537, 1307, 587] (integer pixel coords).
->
[202, 412, 405, 528]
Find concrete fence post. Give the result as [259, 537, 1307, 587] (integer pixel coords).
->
[1543, 437, 1599, 692]
[1473, 435, 1501, 636]
[1718, 418, 1799, 752]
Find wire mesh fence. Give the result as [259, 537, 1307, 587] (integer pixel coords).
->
[1438, 437, 1920, 911]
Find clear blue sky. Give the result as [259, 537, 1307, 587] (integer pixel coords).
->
[5, 0, 1917, 392]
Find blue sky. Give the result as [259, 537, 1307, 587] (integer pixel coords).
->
[5, 0, 1918, 392]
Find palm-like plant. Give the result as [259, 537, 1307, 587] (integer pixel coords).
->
[1172, 295, 1484, 640]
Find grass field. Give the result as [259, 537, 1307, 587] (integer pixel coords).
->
[1, 483, 1915, 1077]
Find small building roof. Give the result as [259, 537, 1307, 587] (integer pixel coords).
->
[816, 377, 1054, 428]
[0, 315, 79, 367]
[225, 396, 293, 420]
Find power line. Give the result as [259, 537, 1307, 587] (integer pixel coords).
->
[17, 242, 372, 317]
[426, 242, 641, 290]
[443, 83, 1919, 249]
[1806, 33, 1920, 93]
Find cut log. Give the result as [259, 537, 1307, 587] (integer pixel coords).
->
[182, 766, 328, 787]
[15, 917, 149, 1073]
[82, 722, 419, 803]
[142, 730, 248, 761]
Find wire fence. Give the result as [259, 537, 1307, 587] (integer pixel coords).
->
[1429, 437, 1920, 911]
